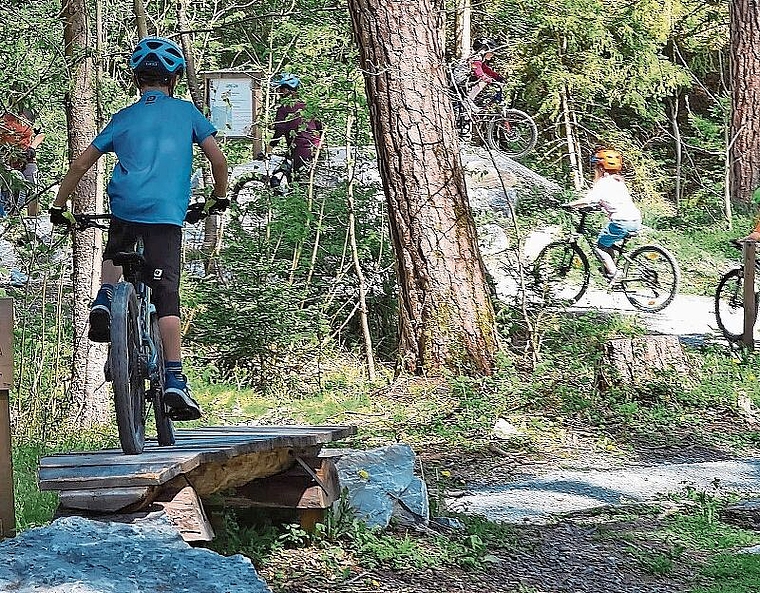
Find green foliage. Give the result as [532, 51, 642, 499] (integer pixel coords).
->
[695, 555, 760, 593]
[186, 172, 394, 387]
[13, 443, 58, 530]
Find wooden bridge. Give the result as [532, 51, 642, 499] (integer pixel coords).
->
[38, 425, 356, 540]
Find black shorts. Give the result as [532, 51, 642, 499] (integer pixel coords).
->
[104, 217, 182, 317]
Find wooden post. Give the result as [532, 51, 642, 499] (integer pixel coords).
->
[0, 298, 15, 538]
[743, 241, 756, 350]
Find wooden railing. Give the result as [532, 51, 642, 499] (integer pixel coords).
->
[0, 298, 14, 538]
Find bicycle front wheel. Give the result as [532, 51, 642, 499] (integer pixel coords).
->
[486, 109, 538, 158]
[622, 245, 679, 312]
[110, 282, 146, 455]
[715, 267, 758, 342]
[533, 241, 590, 304]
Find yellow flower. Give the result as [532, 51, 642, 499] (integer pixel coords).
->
[357, 469, 370, 480]
[440, 470, 451, 478]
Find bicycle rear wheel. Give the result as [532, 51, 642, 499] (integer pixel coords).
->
[715, 267, 758, 342]
[533, 241, 590, 304]
[150, 315, 175, 446]
[621, 245, 679, 312]
[486, 109, 538, 158]
[110, 282, 146, 455]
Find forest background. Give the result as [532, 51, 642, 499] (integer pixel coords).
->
[3, 0, 760, 538]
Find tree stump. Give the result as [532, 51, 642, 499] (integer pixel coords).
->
[598, 335, 689, 390]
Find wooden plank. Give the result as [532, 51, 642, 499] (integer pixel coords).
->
[58, 487, 153, 513]
[0, 299, 12, 391]
[0, 298, 14, 538]
[233, 458, 339, 510]
[40, 451, 200, 468]
[174, 425, 356, 439]
[38, 425, 356, 492]
[39, 462, 186, 491]
[155, 485, 214, 542]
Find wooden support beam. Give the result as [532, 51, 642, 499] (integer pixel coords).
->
[0, 298, 15, 539]
[743, 241, 757, 350]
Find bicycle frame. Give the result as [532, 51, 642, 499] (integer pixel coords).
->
[560, 207, 633, 274]
[116, 245, 161, 386]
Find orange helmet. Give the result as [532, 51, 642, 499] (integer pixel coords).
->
[590, 149, 623, 172]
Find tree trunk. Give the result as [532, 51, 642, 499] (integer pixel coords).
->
[345, 113, 376, 381]
[729, 0, 760, 203]
[668, 95, 682, 210]
[177, 0, 203, 110]
[455, 0, 471, 59]
[562, 83, 583, 191]
[133, 0, 148, 38]
[61, 0, 109, 427]
[347, 0, 498, 376]
[598, 335, 688, 391]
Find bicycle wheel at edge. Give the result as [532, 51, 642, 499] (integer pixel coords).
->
[486, 108, 538, 158]
[110, 282, 146, 454]
[150, 315, 175, 446]
[621, 245, 679, 312]
[533, 241, 590, 304]
[715, 267, 758, 342]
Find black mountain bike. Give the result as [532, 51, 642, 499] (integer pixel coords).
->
[74, 214, 174, 454]
[451, 84, 538, 159]
[533, 205, 680, 312]
[714, 240, 759, 342]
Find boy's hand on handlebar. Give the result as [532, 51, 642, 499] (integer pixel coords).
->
[185, 196, 231, 224]
[206, 195, 230, 214]
[49, 205, 76, 229]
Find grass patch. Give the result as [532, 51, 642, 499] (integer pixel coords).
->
[14, 430, 117, 531]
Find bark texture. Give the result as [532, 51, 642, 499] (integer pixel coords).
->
[62, 0, 109, 426]
[347, 0, 498, 375]
[598, 335, 688, 390]
[729, 0, 760, 203]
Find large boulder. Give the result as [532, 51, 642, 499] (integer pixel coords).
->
[0, 515, 270, 592]
[335, 444, 429, 529]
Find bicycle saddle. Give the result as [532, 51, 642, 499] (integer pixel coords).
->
[112, 251, 146, 269]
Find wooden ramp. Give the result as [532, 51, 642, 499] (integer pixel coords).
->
[38, 425, 356, 537]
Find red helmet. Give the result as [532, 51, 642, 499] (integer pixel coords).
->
[590, 149, 623, 172]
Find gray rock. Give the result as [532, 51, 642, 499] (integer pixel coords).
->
[0, 515, 270, 593]
[335, 444, 429, 529]
[448, 459, 760, 525]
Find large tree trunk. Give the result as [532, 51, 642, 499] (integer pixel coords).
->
[729, 0, 760, 204]
[62, 0, 109, 427]
[347, 0, 498, 376]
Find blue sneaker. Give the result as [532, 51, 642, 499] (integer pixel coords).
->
[163, 372, 202, 421]
[88, 286, 112, 342]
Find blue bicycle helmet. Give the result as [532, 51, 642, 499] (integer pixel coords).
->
[272, 73, 301, 90]
[129, 36, 186, 76]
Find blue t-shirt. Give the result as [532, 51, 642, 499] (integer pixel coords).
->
[92, 90, 216, 226]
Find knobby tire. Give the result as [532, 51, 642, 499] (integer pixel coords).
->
[533, 241, 590, 305]
[486, 108, 538, 158]
[715, 267, 758, 342]
[110, 282, 146, 455]
[621, 245, 679, 312]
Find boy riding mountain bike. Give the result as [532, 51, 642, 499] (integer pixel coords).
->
[50, 36, 229, 421]
[564, 148, 642, 284]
